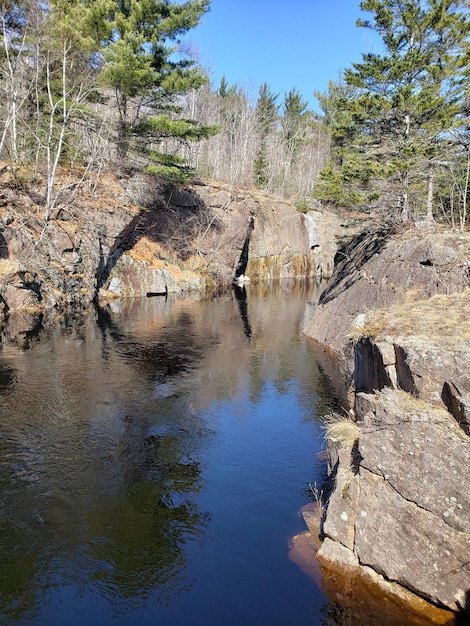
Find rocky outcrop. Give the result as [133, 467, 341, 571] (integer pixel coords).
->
[306, 226, 470, 352]
[318, 388, 470, 614]
[301, 226, 470, 619]
[304, 225, 470, 400]
[0, 168, 344, 319]
[245, 204, 340, 281]
[190, 183, 342, 282]
[289, 503, 456, 625]
[94, 181, 344, 297]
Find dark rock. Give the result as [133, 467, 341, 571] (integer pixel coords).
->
[354, 336, 392, 393]
[442, 381, 470, 436]
[394, 344, 420, 395]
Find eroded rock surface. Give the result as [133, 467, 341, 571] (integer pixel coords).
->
[0, 169, 344, 320]
[305, 226, 470, 357]
[289, 503, 455, 625]
[316, 387, 470, 615]
[302, 227, 470, 618]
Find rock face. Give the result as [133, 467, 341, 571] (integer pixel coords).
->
[0, 169, 343, 319]
[305, 226, 470, 354]
[303, 225, 470, 617]
[289, 504, 455, 626]
[246, 205, 340, 281]
[192, 183, 342, 282]
[304, 225, 470, 401]
[319, 389, 470, 613]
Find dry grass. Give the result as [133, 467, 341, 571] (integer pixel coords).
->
[323, 412, 360, 447]
[360, 288, 470, 348]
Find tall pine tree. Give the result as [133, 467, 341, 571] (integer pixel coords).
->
[316, 0, 470, 219]
[254, 83, 278, 187]
[97, 0, 218, 179]
[282, 88, 310, 157]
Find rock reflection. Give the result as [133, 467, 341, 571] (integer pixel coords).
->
[289, 504, 457, 626]
[233, 284, 252, 338]
[0, 361, 16, 394]
[0, 311, 44, 350]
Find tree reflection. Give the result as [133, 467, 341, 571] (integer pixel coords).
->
[0, 362, 17, 394]
[0, 302, 214, 622]
[87, 435, 209, 604]
[0, 287, 341, 624]
[87, 306, 213, 604]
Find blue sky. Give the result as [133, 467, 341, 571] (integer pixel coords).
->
[185, 0, 382, 110]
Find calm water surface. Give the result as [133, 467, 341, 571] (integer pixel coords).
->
[0, 283, 341, 625]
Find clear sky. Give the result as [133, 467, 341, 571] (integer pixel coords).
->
[185, 0, 382, 110]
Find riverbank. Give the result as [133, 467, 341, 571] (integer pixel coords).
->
[301, 225, 470, 622]
[2, 163, 468, 620]
[0, 163, 346, 326]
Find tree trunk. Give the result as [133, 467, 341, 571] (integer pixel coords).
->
[116, 94, 129, 162]
[45, 44, 69, 220]
[461, 145, 470, 233]
[401, 170, 409, 222]
[426, 163, 435, 221]
[401, 113, 411, 222]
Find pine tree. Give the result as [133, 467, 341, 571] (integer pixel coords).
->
[316, 0, 470, 219]
[313, 79, 383, 207]
[97, 0, 218, 179]
[254, 83, 278, 187]
[281, 88, 310, 156]
[217, 75, 238, 98]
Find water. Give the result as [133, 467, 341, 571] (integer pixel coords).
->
[0, 282, 340, 625]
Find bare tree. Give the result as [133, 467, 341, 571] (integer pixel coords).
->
[180, 83, 331, 200]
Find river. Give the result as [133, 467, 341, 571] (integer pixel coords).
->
[0, 282, 344, 625]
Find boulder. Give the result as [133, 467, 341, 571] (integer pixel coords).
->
[355, 468, 470, 611]
[316, 536, 456, 626]
[0, 260, 42, 313]
[318, 389, 470, 613]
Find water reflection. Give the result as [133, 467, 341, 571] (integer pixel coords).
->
[233, 284, 252, 339]
[0, 307, 215, 623]
[87, 438, 209, 604]
[0, 283, 340, 625]
[0, 362, 17, 394]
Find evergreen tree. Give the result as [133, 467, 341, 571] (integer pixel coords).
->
[278, 87, 313, 192]
[217, 74, 238, 98]
[97, 0, 218, 179]
[316, 0, 470, 219]
[254, 83, 278, 187]
[313, 79, 381, 207]
[256, 83, 279, 136]
[281, 87, 310, 156]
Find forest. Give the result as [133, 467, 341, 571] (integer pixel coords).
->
[0, 0, 469, 228]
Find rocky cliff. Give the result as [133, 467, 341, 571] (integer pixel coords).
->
[301, 224, 470, 622]
[0, 166, 342, 323]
